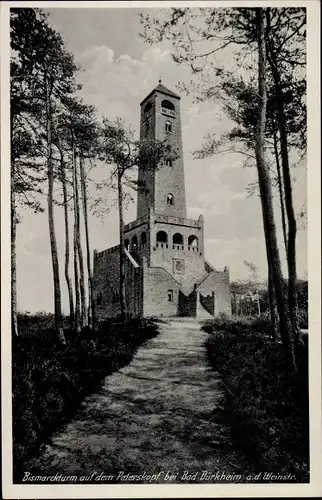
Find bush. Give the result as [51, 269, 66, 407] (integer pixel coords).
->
[205, 323, 309, 482]
[12, 316, 159, 481]
[298, 309, 308, 329]
[201, 313, 272, 337]
[202, 309, 309, 337]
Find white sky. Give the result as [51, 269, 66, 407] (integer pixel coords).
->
[15, 7, 307, 313]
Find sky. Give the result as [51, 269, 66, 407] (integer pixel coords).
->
[15, 7, 307, 313]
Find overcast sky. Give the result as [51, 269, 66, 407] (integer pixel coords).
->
[15, 7, 307, 313]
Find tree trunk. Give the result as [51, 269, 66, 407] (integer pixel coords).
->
[255, 8, 296, 370]
[11, 178, 18, 337]
[72, 130, 81, 333]
[76, 155, 86, 328]
[273, 130, 288, 256]
[268, 259, 278, 339]
[79, 151, 94, 329]
[60, 150, 74, 327]
[267, 29, 300, 345]
[46, 81, 65, 344]
[117, 169, 127, 322]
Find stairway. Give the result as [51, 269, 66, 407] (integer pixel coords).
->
[197, 301, 214, 319]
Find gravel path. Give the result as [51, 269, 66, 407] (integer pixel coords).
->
[26, 319, 252, 483]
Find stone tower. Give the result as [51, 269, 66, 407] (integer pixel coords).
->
[137, 80, 186, 218]
[93, 81, 232, 319]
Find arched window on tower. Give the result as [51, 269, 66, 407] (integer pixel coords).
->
[161, 100, 175, 111]
[188, 235, 199, 250]
[144, 102, 152, 114]
[156, 231, 168, 248]
[140, 232, 147, 245]
[166, 194, 174, 206]
[131, 235, 138, 248]
[166, 159, 173, 167]
[173, 233, 184, 249]
[165, 121, 172, 133]
[173, 233, 184, 245]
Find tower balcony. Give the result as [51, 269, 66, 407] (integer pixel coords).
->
[155, 242, 200, 252]
[153, 213, 202, 229]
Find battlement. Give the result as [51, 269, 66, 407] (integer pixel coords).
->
[153, 213, 202, 229]
[124, 215, 149, 233]
[95, 244, 120, 259]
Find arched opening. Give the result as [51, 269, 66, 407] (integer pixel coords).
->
[144, 102, 152, 113]
[168, 290, 173, 302]
[124, 239, 130, 249]
[156, 231, 168, 243]
[188, 235, 199, 249]
[166, 193, 174, 205]
[140, 232, 147, 245]
[131, 235, 138, 247]
[161, 99, 175, 111]
[173, 233, 184, 245]
[166, 159, 173, 167]
[165, 121, 172, 133]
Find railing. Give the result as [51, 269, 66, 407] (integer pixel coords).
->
[125, 243, 147, 253]
[155, 242, 199, 252]
[96, 242, 147, 259]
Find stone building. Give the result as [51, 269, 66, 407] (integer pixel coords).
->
[93, 81, 231, 319]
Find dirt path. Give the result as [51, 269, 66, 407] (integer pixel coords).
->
[26, 319, 252, 483]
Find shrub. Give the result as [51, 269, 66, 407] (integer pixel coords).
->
[298, 309, 308, 329]
[201, 314, 272, 337]
[12, 316, 159, 482]
[205, 326, 309, 482]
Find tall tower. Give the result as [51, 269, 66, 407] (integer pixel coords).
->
[137, 80, 187, 219]
[93, 80, 232, 320]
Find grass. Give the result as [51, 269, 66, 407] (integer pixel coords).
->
[203, 315, 309, 482]
[12, 313, 159, 482]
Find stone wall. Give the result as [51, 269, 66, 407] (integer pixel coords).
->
[178, 289, 197, 317]
[93, 247, 143, 320]
[142, 263, 180, 317]
[197, 269, 232, 316]
[149, 214, 206, 295]
[93, 248, 121, 320]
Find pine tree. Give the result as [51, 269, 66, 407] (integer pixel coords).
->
[10, 8, 80, 340]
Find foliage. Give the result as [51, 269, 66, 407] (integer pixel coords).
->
[100, 117, 174, 187]
[205, 321, 309, 481]
[140, 6, 306, 370]
[230, 279, 308, 328]
[12, 314, 159, 481]
[201, 313, 273, 336]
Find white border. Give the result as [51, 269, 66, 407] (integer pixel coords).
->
[1, 1, 321, 498]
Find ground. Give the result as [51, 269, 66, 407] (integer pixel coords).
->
[26, 319, 254, 483]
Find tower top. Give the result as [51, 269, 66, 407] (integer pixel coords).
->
[140, 81, 180, 107]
